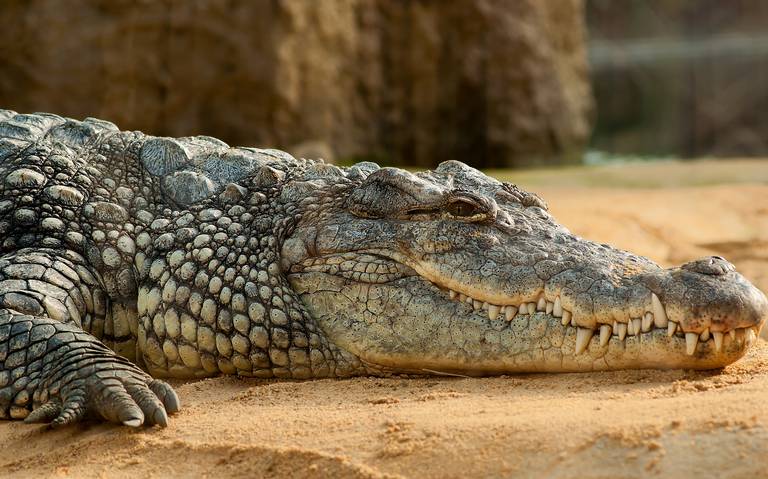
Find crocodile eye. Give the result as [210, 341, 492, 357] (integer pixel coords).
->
[446, 199, 479, 217]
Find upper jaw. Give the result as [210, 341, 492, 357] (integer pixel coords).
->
[376, 251, 767, 357]
[436, 275, 763, 358]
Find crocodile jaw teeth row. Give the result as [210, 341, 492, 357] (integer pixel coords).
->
[447, 290, 757, 356]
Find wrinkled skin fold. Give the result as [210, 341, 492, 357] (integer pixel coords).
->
[0, 111, 766, 429]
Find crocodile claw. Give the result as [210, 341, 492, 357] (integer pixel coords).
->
[25, 370, 178, 429]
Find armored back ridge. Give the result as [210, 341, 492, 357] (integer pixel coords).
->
[0, 111, 766, 428]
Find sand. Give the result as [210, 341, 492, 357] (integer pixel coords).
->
[1, 159, 767, 478]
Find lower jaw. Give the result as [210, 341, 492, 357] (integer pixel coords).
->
[539, 314, 755, 372]
[364, 314, 758, 375]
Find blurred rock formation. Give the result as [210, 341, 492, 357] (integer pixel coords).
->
[588, 0, 768, 158]
[0, 0, 593, 168]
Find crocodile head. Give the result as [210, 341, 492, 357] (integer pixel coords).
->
[283, 161, 768, 374]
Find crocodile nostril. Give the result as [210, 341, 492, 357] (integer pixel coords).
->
[681, 256, 736, 276]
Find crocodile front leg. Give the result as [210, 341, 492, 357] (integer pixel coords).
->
[0, 249, 178, 427]
[0, 310, 178, 427]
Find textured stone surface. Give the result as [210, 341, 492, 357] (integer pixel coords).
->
[0, 0, 592, 168]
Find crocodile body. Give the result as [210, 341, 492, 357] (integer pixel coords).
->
[0, 111, 766, 428]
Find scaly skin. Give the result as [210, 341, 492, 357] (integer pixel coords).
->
[0, 111, 766, 428]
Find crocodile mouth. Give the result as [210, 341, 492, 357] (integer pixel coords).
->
[288, 252, 764, 362]
[432, 285, 760, 357]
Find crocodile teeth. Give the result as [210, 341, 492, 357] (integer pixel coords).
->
[700, 327, 710, 341]
[553, 297, 563, 317]
[537, 296, 547, 312]
[449, 290, 457, 300]
[616, 322, 627, 340]
[473, 300, 483, 310]
[464, 295, 472, 304]
[745, 328, 757, 345]
[505, 305, 518, 321]
[651, 293, 668, 326]
[561, 309, 572, 326]
[575, 327, 594, 354]
[729, 330, 736, 340]
[685, 332, 699, 355]
[488, 304, 500, 320]
[632, 318, 639, 335]
[642, 312, 653, 332]
[546, 301, 554, 315]
[667, 320, 677, 337]
[713, 331, 724, 352]
[599, 324, 612, 347]
[526, 302, 537, 315]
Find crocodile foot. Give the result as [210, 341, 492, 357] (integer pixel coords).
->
[24, 359, 180, 428]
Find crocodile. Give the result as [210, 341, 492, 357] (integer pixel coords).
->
[0, 111, 766, 429]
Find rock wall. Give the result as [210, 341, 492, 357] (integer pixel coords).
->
[0, 0, 593, 168]
[587, 0, 768, 158]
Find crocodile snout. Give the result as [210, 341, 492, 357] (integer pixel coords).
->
[677, 256, 767, 332]
[643, 257, 768, 346]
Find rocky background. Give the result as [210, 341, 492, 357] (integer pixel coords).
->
[0, 0, 593, 168]
[588, 0, 768, 158]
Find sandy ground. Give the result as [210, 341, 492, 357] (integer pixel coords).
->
[1, 159, 767, 478]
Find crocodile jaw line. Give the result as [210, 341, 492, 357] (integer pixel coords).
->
[288, 253, 764, 373]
